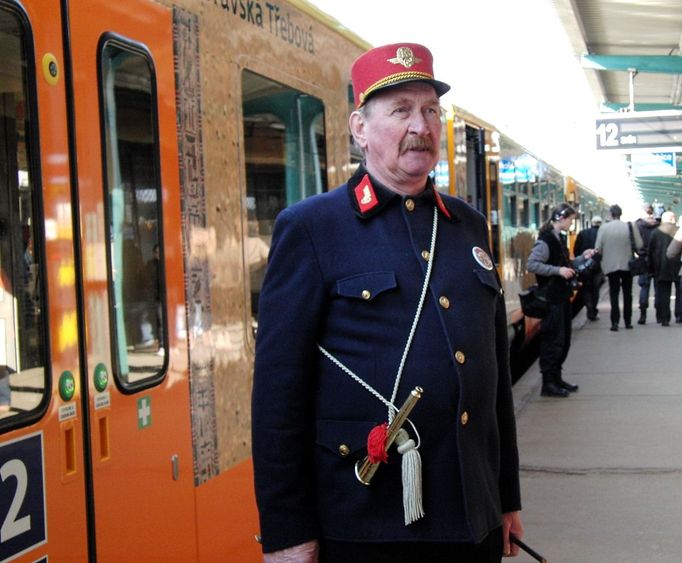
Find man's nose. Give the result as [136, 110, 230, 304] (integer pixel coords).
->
[408, 111, 430, 134]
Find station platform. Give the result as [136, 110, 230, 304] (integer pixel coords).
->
[512, 285, 681, 562]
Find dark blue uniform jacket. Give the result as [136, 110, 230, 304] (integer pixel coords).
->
[252, 166, 521, 553]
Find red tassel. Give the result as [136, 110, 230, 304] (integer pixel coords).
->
[367, 423, 389, 464]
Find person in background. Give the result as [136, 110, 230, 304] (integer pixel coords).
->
[634, 203, 659, 324]
[666, 217, 682, 261]
[527, 204, 589, 398]
[574, 215, 603, 321]
[252, 42, 523, 563]
[647, 211, 681, 326]
[145, 244, 164, 354]
[595, 204, 644, 332]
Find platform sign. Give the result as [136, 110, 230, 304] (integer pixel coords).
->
[0, 432, 47, 562]
[595, 111, 682, 152]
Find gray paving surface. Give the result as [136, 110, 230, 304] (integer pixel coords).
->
[512, 285, 682, 563]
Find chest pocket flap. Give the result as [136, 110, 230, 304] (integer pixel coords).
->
[316, 419, 377, 457]
[336, 271, 397, 301]
[474, 268, 503, 295]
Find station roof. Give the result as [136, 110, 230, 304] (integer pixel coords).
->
[554, 0, 682, 215]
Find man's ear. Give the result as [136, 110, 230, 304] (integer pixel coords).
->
[349, 111, 368, 150]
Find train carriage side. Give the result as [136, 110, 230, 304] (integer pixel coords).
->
[0, 0, 367, 561]
[441, 107, 590, 378]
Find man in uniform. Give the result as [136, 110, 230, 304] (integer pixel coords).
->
[252, 43, 523, 562]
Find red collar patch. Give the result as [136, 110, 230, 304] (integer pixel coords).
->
[433, 189, 452, 219]
[354, 174, 379, 214]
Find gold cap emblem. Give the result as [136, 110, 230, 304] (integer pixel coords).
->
[388, 47, 421, 69]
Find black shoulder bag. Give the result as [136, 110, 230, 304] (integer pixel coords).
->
[627, 222, 647, 276]
[519, 284, 549, 318]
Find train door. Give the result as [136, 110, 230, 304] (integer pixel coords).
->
[65, 0, 197, 560]
[0, 1, 91, 561]
[464, 126, 487, 213]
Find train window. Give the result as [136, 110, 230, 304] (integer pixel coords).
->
[521, 196, 530, 227]
[100, 40, 165, 387]
[488, 161, 500, 265]
[533, 202, 541, 229]
[0, 6, 46, 423]
[242, 70, 326, 324]
[508, 195, 518, 227]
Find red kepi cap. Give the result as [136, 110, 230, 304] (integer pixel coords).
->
[351, 43, 451, 108]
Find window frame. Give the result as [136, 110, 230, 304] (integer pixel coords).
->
[97, 33, 167, 393]
[0, 0, 51, 431]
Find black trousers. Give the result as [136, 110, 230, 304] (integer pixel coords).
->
[581, 272, 602, 319]
[607, 270, 633, 325]
[319, 527, 503, 563]
[539, 300, 572, 380]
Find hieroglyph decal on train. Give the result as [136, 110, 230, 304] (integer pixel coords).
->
[208, 0, 315, 53]
[174, 7, 221, 484]
[0, 432, 47, 562]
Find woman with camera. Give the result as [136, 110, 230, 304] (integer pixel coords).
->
[527, 203, 595, 398]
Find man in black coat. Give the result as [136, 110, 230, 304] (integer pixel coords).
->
[635, 203, 659, 323]
[252, 43, 523, 562]
[574, 216, 603, 320]
[648, 211, 682, 325]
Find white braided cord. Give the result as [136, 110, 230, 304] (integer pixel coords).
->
[388, 206, 438, 422]
[317, 205, 438, 425]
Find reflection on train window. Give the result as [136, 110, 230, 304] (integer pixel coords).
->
[533, 202, 541, 229]
[100, 40, 165, 386]
[521, 195, 530, 227]
[0, 7, 46, 422]
[508, 195, 518, 227]
[242, 70, 326, 325]
[489, 161, 500, 265]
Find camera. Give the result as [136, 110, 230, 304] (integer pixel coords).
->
[573, 255, 595, 277]
[569, 277, 581, 290]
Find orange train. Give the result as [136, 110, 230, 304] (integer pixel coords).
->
[0, 0, 366, 560]
[0, 1, 608, 561]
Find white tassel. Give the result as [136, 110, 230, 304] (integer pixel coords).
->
[395, 429, 424, 525]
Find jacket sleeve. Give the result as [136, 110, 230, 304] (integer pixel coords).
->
[494, 280, 522, 513]
[667, 236, 682, 260]
[526, 240, 559, 276]
[634, 225, 645, 251]
[595, 227, 604, 252]
[251, 207, 325, 553]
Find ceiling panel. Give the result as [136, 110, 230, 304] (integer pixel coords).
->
[553, 0, 682, 216]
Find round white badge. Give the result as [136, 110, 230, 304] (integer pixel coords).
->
[472, 247, 493, 270]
